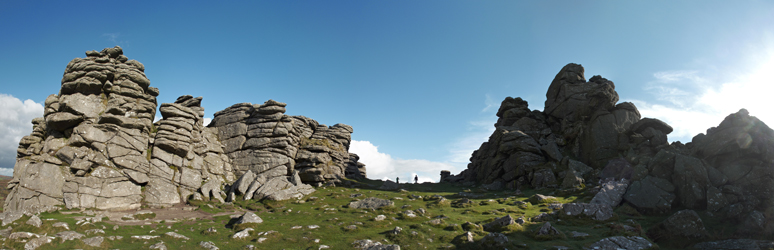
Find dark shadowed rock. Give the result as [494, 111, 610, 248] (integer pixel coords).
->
[589, 236, 654, 250]
[648, 210, 707, 242]
[693, 239, 774, 250]
[561, 203, 614, 221]
[623, 176, 675, 215]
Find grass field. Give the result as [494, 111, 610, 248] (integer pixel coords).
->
[0, 177, 755, 249]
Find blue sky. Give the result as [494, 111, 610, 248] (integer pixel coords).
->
[1, 1, 774, 181]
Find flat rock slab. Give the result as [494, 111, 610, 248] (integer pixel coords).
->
[349, 197, 394, 209]
[561, 203, 614, 221]
[589, 236, 654, 250]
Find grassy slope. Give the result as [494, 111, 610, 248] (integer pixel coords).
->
[0, 178, 748, 249]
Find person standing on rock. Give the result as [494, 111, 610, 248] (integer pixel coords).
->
[396, 177, 399, 184]
[414, 175, 418, 184]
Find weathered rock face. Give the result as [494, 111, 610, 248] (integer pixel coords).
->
[6, 46, 158, 214]
[453, 64, 640, 190]
[144, 95, 236, 207]
[208, 101, 359, 186]
[5, 47, 363, 215]
[444, 63, 774, 236]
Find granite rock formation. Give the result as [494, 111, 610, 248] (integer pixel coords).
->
[207, 101, 361, 186]
[4, 47, 363, 216]
[443, 63, 774, 236]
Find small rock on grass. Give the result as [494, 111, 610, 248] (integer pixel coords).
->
[235, 212, 263, 225]
[52, 222, 69, 230]
[82, 236, 104, 247]
[233, 228, 253, 239]
[54, 231, 85, 243]
[85, 229, 105, 235]
[588, 236, 653, 250]
[149, 241, 167, 250]
[200, 241, 219, 250]
[164, 231, 190, 240]
[24, 236, 54, 250]
[26, 215, 42, 227]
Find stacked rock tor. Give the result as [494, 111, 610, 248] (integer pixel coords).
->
[208, 100, 362, 187]
[4, 47, 365, 216]
[145, 95, 236, 207]
[6, 46, 158, 214]
[444, 63, 774, 236]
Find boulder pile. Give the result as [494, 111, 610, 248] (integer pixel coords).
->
[443, 63, 774, 236]
[4, 47, 364, 216]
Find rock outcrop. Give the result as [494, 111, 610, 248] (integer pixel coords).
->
[4, 47, 363, 215]
[208, 101, 359, 186]
[6, 46, 158, 214]
[443, 63, 774, 236]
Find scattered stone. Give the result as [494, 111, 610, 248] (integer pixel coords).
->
[131, 235, 159, 240]
[391, 226, 402, 235]
[199, 241, 219, 250]
[528, 194, 558, 204]
[26, 215, 42, 227]
[561, 203, 614, 221]
[308, 225, 319, 229]
[483, 215, 517, 232]
[233, 228, 254, 239]
[348, 197, 394, 209]
[24, 235, 54, 250]
[82, 236, 104, 247]
[374, 215, 386, 221]
[536, 222, 563, 238]
[52, 222, 69, 230]
[591, 179, 629, 207]
[149, 241, 167, 250]
[85, 229, 105, 235]
[235, 212, 263, 225]
[164, 231, 189, 240]
[55, 231, 85, 242]
[588, 236, 654, 250]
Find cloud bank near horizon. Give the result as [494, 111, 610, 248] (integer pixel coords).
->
[0, 94, 44, 170]
[631, 51, 774, 143]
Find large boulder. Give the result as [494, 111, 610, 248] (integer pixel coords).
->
[648, 210, 708, 243]
[623, 176, 675, 215]
[545, 64, 619, 122]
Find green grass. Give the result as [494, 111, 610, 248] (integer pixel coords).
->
[0, 178, 767, 249]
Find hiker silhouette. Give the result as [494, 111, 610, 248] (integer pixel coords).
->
[414, 175, 418, 184]
[396, 177, 399, 184]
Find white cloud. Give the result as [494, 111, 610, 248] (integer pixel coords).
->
[0, 94, 44, 170]
[631, 49, 774, 143]
[203, 117, 212, 127]
[0, 168, 13, 177]
[350, 140, 460, 183]
[481, 94, 497, 112]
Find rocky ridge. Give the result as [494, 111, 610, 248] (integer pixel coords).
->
[3, 47, 365, 217]
[443, 63, 774, 238]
